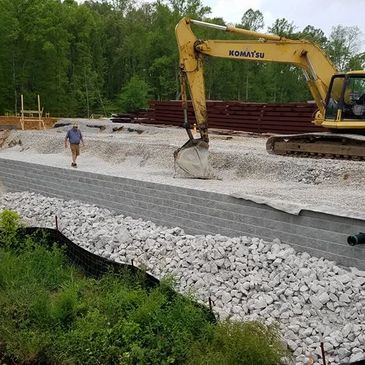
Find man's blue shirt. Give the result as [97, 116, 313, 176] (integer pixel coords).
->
[66, 128, 82, 144]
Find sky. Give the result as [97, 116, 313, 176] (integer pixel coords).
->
[77, 0, 365, 51]
[201, 0, 365, 50]
[203, 0, 363, 34]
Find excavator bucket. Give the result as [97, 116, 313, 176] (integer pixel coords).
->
[174, 139, 215, 179]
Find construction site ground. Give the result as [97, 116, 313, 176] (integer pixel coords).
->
[0, 115, 58, 129]
[0, 118, 364, 220]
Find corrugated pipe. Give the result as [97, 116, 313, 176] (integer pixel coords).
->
[347, 232, 365, 246]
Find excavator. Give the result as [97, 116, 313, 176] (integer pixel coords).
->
[174, 17, 365, 178]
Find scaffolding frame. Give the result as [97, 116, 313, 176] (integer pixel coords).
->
[20, 94, 45, 130]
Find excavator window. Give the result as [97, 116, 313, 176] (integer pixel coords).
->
[342, 76, 365, 119]
[325, 74, 365, 120]
[325, 75, 344, 119]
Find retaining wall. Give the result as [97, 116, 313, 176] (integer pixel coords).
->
[0, 157, 364, 270]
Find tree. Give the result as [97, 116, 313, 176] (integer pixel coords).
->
[327, 25, 362, 71]
[299, 25, 327, 48]
[168, 0, 211, 19]
[240, 9, 264, 31]
[107, 0, 135, 14]
[268, 18, 296, 37]
[347, 52, 365, 71]
[264, 18, 310, 103]
[117, 75, 150, 113]
[0, 0, 20, 113]
[0, 0, 72, 115]
[0, 0, 362, 115]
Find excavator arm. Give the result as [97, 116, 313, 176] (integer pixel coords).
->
[174, 17, 338, 177]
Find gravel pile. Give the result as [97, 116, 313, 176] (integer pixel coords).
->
[1, 191, 365, 365]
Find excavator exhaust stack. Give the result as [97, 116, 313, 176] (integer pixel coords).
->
[174, 139, 215, 179]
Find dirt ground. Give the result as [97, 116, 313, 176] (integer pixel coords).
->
[0, 116, 58, 130]
[0, 118, 365, 220]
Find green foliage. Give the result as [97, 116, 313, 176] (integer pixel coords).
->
[0, 209, 22, 249]
[188, 320, 291, 365]
[240, 9, 264, 31]
[118, 75, 150, 113]
[0, 242, 77, 363]
[268, 18, 296, 37]
[347, 52, 365, 70]
[326, 25, 363, 71]
[299, 25, 328, 48]
[0, 0, 363, 116]
[0, 220, 289, 365]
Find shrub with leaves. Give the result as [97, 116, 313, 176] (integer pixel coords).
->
[188, 320, 291, 365]
[118, 75, 150, 113]
[0, 209, 22, 249]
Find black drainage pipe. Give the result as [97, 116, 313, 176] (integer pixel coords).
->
[347, 232, 365, 246]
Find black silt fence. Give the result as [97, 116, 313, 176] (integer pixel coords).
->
[18, 227, 216, 323]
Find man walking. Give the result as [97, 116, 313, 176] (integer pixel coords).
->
[65, 122, 84, 167]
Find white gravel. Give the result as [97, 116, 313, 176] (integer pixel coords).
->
[1, 191, 365, 365]
[1, 118, 365, 219]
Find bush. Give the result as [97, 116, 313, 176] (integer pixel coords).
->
[0, 209, 290, 365]
[0, 210, 22, 249]
[188, 320, 290, 365]
[117, 75, 150, 113]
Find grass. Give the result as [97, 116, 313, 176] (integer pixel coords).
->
[0, 209, 290, 365]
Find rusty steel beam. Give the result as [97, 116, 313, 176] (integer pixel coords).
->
[143, 100, 322, 134]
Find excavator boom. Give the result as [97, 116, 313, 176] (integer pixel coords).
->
[174, 17, 365, 177]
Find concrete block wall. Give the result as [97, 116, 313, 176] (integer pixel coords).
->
[1, 157, 364, 270]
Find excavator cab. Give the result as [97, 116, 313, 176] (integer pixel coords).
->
[324, 73, 365, 128]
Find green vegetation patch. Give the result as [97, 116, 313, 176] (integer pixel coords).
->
[0, 210, 290, 365]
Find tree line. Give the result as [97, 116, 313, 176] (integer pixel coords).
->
[0, 0, 363, 117]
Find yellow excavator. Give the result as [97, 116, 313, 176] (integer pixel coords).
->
[174, 17, 365, 178]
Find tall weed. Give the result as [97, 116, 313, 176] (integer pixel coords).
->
[0, 210, 21, 249]
[188, 320, 291, 365]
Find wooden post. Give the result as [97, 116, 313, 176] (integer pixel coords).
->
[37, 95, 40, 116]
[20, 94, 24, 130]
[37, 94, 45, 129]
[19, 94, 45, 130]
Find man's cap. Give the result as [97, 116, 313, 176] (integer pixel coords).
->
[72, 121, 79, 127]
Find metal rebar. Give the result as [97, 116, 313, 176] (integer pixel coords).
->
[208, 296, 213, 311]
[320, 342, 326, 365]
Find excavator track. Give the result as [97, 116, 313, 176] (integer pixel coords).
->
[266, 133, 365, 160]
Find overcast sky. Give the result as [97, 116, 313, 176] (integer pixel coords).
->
[202, 0, 365, 50]
[204, 0, 363, 34]
[78, 0, 365, 51]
